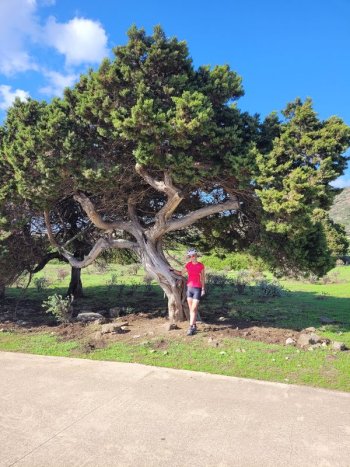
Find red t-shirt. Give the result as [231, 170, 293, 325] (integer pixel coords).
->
[186, 261, 204, 288]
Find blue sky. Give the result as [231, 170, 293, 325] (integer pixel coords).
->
[1, 0, 350, 186]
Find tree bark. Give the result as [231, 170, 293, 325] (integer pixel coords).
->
[139, 239, 189, 323]
[67, 267, 84, 299]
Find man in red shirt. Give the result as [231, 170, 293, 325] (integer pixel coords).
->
[183, 249, 205, 336]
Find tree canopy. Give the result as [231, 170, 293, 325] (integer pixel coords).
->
[1, 26, 349, 319]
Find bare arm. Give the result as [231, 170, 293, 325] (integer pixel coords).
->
[201, 267, 206, 294]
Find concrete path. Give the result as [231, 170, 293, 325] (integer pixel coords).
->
[0, 352, 350, 467]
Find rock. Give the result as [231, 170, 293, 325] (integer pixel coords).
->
[319, 316, 336, 325]
[163, 351, 168, 355]
[219, 351, 227, 355]
[332, 341, 348, 351]
[285, 338, 296, 346]
[149, 349, 156, 353]
[16, 320, 27, 326]
[109, 307, 122, 318]
[120, 326, 128, 331]
[76, 312, 104, 323]
[164, 323, 178, 331]
[133, 335, 141, 339]
[297, 333, 321, 348]
[218, 316, 228, 322]
[303, 327, 316, 333]
[308, 343, 322, 350]
[101, 321, 128, 334]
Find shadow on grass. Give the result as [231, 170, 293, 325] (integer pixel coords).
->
[1, 284, 349, 333]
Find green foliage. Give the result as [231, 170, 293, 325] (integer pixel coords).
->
[255, 279, 286, 298]
[33, 276, 50, 291]
[201, 252, 265, 271]
[42, 294, 73, 323]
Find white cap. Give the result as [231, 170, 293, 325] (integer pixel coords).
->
[187, 248, 197, 257]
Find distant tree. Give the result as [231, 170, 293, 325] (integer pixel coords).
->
[1, 26, 349, 320]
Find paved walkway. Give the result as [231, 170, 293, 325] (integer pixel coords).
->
[1, 352, 350, 467]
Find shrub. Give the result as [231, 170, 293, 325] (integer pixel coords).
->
[201, 252, 266, 272]
[94, 261, 109, 274]
[128, 264, 140, 275]
[232, 270, 251, 294]
[56, 268, 69, 282]
[42, 294, 73, 323]
[34, 276, 50, 291]
[206, 273, 228, 287]
[107, 273, 118, 287]
[255, 279, 286, 298]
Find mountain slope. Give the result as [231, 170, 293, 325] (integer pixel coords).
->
[330, 187, 350, 235]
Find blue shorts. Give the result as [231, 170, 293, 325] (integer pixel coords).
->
[187, 287, 202, 300]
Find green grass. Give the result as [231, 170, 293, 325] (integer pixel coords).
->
[1, 263, 350, 392]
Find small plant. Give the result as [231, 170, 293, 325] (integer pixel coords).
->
[34, 276, 50, 292]
[143, 274, 153, 292]
[206, 273, 228, 287]
[307, 273, 319, 284]
[128, 264, 140, 275]
[94, 260, 108, 274]
[56, 268, 69, 282]
[232, 270, 251, 295]
[42, 294, 73, 323]
[255, 279, 286, 298]
[107, 273, 118, 287]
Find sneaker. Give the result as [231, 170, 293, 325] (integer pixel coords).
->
[187, 325, 197, 336]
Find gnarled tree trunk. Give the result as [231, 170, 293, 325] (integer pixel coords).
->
[67, 267, 83, 299]
[140, 239, 189, 323]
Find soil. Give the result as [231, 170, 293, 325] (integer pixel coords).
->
[0, 299, 300, 349]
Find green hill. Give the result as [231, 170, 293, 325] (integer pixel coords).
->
[330, 187, 350, 235]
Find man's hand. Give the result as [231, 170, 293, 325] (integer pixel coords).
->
[201, 288, 205, 296]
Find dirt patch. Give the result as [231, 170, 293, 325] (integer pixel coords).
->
[0, 312, 301, 348]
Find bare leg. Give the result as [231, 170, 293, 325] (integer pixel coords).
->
[189, 299, 199, 326]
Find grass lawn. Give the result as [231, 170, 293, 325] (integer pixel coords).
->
[0, 263, 349, 392]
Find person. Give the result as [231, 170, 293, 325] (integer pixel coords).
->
[183, 248, 205, 336]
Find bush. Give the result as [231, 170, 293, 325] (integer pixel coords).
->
[201, 252, 266, 272]
[127, 264, 140, 275]
[34, 276, 50, 291]
[107, 273, 118, 287]
[232, 270, 251, 294]
[206, 273, 228, 287]
[56, 268, 69, 282]
[42, 294, 73, 323]
[255, 279, 286, 298]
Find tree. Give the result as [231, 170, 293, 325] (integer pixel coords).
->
[1, 26, 349, 320]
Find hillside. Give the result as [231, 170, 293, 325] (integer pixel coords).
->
[330, 187, 350, 235]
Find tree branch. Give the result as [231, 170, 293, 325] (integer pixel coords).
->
[31, 252, 67, 274]
[135, 163, 167, 192]
[135, 164, 184, 238]
[44, 209, 138, 268]
[73, 192, 132, 233]
[165, 198, 240, 233]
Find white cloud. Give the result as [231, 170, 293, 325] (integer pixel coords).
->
[45, 17, 109, 66]
[331, 176, 350, 189]
[40, 70, 78, 96]
[0, 85, 30, 110]
[0, 0, 39, 75]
